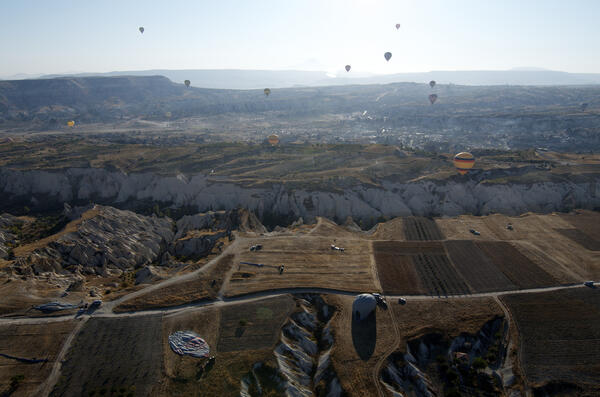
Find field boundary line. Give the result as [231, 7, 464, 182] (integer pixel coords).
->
[37, 316, 88, 397]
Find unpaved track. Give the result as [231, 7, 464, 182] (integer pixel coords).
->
[0, 282, 594, 326]
[36, 316, 88, 397]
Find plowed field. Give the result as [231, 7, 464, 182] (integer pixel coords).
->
[403, 217, 444, 241]
[413, 253, 471, 296]
[476, 242, 557, 289]
[501, 288, 600, 390]
[444, 240, 517, 293]
[52, 316, 162, 396]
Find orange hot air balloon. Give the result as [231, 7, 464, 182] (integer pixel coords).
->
[268, 134, 279, 146]
[67, 120, 75, 127]
[453, 152, 475, 175]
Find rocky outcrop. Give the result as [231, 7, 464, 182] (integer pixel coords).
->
[0, 213, 21, 259]
[274, 295, 343, 397]
[1, 168, 597, 224]
[381, 317, 512, 397]
[13, 206, 173, 276]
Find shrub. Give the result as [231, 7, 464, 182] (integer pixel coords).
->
[472, 357, 488, 370]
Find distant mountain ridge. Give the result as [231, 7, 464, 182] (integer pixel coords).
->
[2, 69, 600, 89]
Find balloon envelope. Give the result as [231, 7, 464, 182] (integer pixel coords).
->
[264, 88, 271, 96]
[429, 94, 438, 104]
[384, 52, 392, 61]
[429, 80, 436, 88]
[268, 134, 279, 146]
[345, 65, 351, 72]
[139, 27, 144, 34]
[395, 23, 401, 29]
[184, 80, 191, 87]
[67, 120, 75, 127]
[453, 152, 475, 175]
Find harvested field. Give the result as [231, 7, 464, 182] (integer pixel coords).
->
[327, 294, 398, 397]
[218, 295, 295, 352]
[437, 215, 502, 240]
[476, 242, 558, 289]
[369, 217, 405, 240]
[445, 240, 517, 293]
[224, 236, 377, 297]
[391, 297, 503, 343]
[402, 217, 444, 241]
[502, 288, 600, 392]
[0, 321, 76, 397]
[556, 229, 600, 251]
[114, 254, 235, 312]
[52, 315, 162, 396]
[160, 307, 221, 396]
[413, 253, 471, 296]
[560, 210, 600, 238]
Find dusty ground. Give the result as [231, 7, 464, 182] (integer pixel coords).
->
[223, 235, 378, 297]
[0, 320, 76, 397]
[158, 295, 295, 397]
[327, 294, 398, 397]
[114, 254, 235, 313]
[501, 288, 600, 395]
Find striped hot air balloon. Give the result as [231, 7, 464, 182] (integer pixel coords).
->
[453, 152, 475, 175]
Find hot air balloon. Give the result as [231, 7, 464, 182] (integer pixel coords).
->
[139, 27, 144, 34]
[264, 88, 271, 97]
[165, 111, 172, 118]
[580, 103, 589, 111]
[453, 152, 475, 175]
[268, 134, 279, 146]
[395, 24, 401, 30]
[429, 94, 438, 104]
[384, 52, 392, 62]
[67, 120, 75, 127]
[184, 80, 191, 87]
[345, 65, 351, 72]
[429, 80, 436, 88]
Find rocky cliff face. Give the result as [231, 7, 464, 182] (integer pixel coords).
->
[1, 168, 598, 224]
[13, 206, 174, 277]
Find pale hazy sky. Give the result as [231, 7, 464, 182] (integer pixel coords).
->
[1, 0, 599, 77]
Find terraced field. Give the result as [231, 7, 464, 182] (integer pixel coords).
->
[403, 217, 444, 241]
[445, 240, 517, 293]
[476, 242, 558, 289]
[502, 288, 600, 393]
